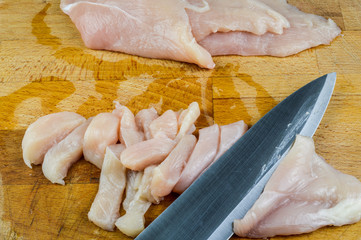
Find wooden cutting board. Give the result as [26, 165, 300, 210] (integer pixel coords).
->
[1, 0, 360, 239]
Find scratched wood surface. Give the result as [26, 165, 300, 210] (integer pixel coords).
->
[0, 0, 361, 239]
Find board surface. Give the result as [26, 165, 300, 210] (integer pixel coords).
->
[0, 0, 360, 239]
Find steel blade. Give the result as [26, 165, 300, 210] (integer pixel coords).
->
[136, 73, 336, 240]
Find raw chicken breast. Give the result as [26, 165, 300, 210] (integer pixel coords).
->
[88, 144, 126, 231]
[200, 0, 341, 57]
[121, 136, 176, 171]
[149, 110, 178, 139]
[116, 166, 155, 237]
[42, 118, 92, 185]
[22, 112, 86, 168]
[234, 135, 361, 238]
[214, 120, 248, 161]
[187, 0, 290, 41]
[60, 0, 215, 69]
[174, 124, 219, 194]
[113, 101, 144, 147]
[151, 135, 196, 200]
[177, 102, 200, 141]
[135, 108, 159, 140]
[83, 112, 119, 168]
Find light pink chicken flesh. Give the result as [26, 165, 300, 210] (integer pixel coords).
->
[187, 0, 290, 41]
[61, 0, 214, 68]
[200, 0, 341, 57]
[116, 166, 155, 237]
[60, 0, 340, 68]
[151, 134, 196, 200]
[120, 136, 176, 171]
[234, 135, 361, 238]
[149, 110, 178, 140]
[42, 118, 92, 185]
[22, 111, 86, 168]
[113, 101, 144, 147]
[88, 144, 126, 231]
[135, 107, 159, 140]
[214, 120, 248, 161]
[174, 124, 219, 194]
[83, 112, 119, 168]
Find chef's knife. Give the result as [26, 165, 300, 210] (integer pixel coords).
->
[136, 73, 336, 240]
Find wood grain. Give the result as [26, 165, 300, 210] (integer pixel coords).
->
[1, 0, 361, 239]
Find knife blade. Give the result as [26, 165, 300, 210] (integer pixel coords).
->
[136, 73, 336, 240]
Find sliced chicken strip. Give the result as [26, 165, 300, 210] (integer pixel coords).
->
[174, 124, 219, 194]
[83, 112, 119, 168]
[214, 120, 248, 161]
[122, 170, 144, 211]
[113, 101, 144, 147]
[187, 0, 290, 41]
[88, 144, 126, 231]
[135, 107, 159, 140]
[42, 118, 92, 185]
[116, 166, 155, 237]
[151, 135, 196, 200]
[121, 136, 176, 171]
[149, 110, 178, 140]
[22, 112, 86, 168]
[234, 135, 361, 238]
[176, 102, 200, 141]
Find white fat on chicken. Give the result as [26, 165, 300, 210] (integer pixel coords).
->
[22, 112, 86, 168]
[42, 118, 92, 185]
[60, 0, 214, 69]
[88, 144, 126, 231]
[187, 0, 290, 41]
[176, 102, 200, 141]
[135, 107, 159, 140]
[200, 0, 341, 57]
[116, 166, 156, 237]
[83, 112, 119, 169]
[234, 135, 361, 238]
[151, 135, 197, 200]
[173, 124, 219, 194]
[121, 136, 176, 171]
[113, 101, 144, 147]
[149, 110, 178, 140]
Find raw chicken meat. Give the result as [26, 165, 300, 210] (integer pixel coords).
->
[187, 0, 290, 41]
[113, 101, 144, 147]
[176, 102, 200, 141]
[42, 118, 92, 185]
[22, 112, 86, 168]
[60, 0, 340, 68]
[135, 108, 159, 140]
[149, 110, 178, 139]
[122, 171, 144, 212]
[116, 166, 155, 237]
[60, 0, 215, 69]
[214, 120, 248, 161]
[200, 0, 341, 57]
[88, 144, 126, 231]
[83, 112, 119, 168]
[234, 135, 361, 238]
[121, 136, 176, 171]
[137, 166, 159, 204]
[151, 135, 196, 200]
[173, 124, 219, 194]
